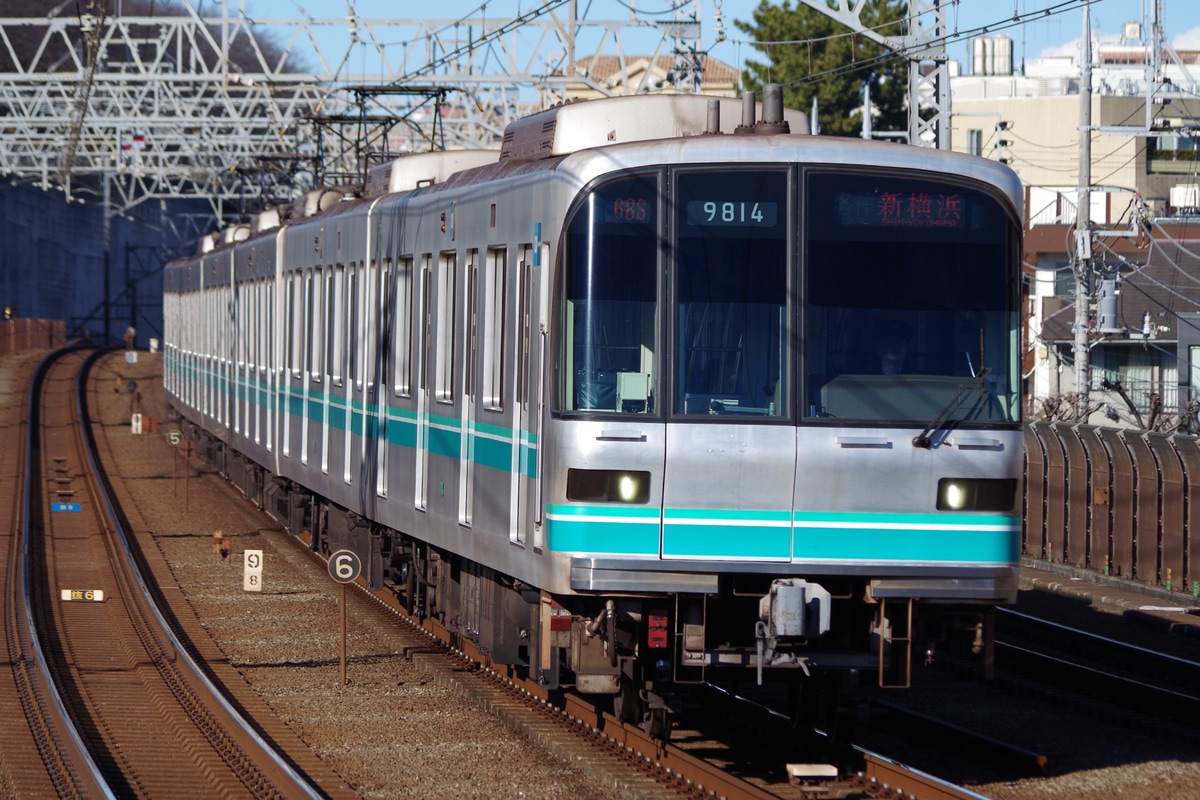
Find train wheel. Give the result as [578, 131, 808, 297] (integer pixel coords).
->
[787, 677, 820, 730]
[643, 706, 671, 740]
[404, 548, 422, 619]
[612, 676, 640, 724]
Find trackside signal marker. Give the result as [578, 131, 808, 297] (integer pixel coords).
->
[60, 589, 105, 601]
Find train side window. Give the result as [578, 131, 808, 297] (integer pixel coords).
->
[561, 173, 659, 414]
[466, 251, 479, 400]
[419, 256, 431, 392]
[436, 252, 457, 403]
[329, 264, 345, 386]
[393, 257, 413, 397]
[237, 280, 247, 370]
[260, 278, 270, 372]
[248, 280, 256, 370]
[364, 259, 378, 393]
[289, 273, 303, 378]
[348, 261, 361, 389]
[245, 280, 253, 371]
[483, 247, 507, 411]
[308, 267, 323, 382]
[517, 247, 531, 406]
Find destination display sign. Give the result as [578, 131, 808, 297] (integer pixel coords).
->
[833, 190, 981, 230]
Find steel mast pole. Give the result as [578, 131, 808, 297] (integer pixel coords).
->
[1074, 1, 1094, 420]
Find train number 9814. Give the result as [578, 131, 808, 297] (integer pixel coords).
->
[686, 200, 778, 227]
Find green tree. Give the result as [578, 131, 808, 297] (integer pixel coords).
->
[735, 0, 908, 138]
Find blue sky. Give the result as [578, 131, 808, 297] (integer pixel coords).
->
[240, 0, 1200, 76]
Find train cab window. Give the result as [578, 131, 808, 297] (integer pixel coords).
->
[674, 169, 788, 418]
[560, 173, 659, 414]
[803, 172, 1020, 423]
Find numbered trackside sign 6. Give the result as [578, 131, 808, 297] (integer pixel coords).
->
[329, 550, 362, 584]
[244, 549, 263, 593]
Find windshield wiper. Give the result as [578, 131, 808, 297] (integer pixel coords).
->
[912, 368, 991, 449]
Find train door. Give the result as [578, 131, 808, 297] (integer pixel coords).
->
[433, 251, 459, 520]
[459, 251, 478, 527]
[343, 261, 359, 485]
[281, 267, 299, 462]
[268, 272, 279, 470]
[226, 254, 237, 435]
[235, 267, 245, 437]
[276, 233, 291, 470]
[511, 246, 532, 546]
[415, 255, 432, 510]
[256, 278, 266, 447]
[301, 265, 321, 467]
[661, 169, 795, 561]
[375, 259, 393, 498]
[559, 175, 666, 558]
[477, 246, 512, 540]
[323, 264, 345, 475]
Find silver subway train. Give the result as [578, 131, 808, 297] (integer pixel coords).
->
[163, 89, 1024, 737]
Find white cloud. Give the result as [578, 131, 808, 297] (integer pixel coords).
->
[1037, 32, 1129, 60]
[1173, 25, 1200, 50]
[1039, 37, 1081, 59]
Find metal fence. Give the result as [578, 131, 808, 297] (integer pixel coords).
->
[1024, 421, 1200, 595]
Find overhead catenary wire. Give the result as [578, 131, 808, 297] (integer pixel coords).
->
[731, 0, 1091, 92]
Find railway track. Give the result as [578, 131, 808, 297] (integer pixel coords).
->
[282, 529, 997, 800]
[0, 347, 105, 797]
[18, 347, 988, 800]
[993, 607, 1200, 733]
[4, 346, 323, 799]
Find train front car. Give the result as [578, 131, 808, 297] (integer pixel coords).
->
[544, 98, 1023, 737]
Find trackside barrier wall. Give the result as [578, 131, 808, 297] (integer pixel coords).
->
[0, 319, 67, 355]
[1024, 422, 1200, 594]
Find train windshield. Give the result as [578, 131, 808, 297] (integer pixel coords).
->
[561, 173, 659, 413]
[674, 169, 788, 417]
[804, 171, 1019, 424]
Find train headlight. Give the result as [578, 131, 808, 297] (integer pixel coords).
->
[936, 478, 1017, 512]
[567, 469, 651, 504]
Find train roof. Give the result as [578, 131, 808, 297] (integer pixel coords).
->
[499, 92, 809, 160]
[174, 90, 1022, 263]
[364, 149, 501, 199]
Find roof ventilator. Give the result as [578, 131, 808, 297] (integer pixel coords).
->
[735, 83, 790, 136]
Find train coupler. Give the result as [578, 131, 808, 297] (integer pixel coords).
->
[754, 579, 832, 684]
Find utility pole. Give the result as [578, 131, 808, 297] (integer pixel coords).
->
[1073, 1, 1094, 420]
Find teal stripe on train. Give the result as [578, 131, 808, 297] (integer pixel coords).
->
[546, 504, 662, 556]
[790, 510, 1019, 563]
[663, 508, 793, 560]
[546, 505, 1020, 562]
[168, 361, 538, 479]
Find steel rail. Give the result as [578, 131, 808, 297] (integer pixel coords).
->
[7, 345, 113, 799]
[71, 347, 326, 799]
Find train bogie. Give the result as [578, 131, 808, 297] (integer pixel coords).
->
[164, 87, 1025, 734]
